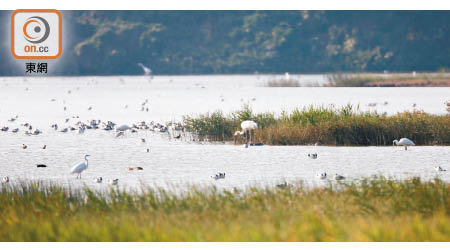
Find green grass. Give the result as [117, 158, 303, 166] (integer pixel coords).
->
[183, 104, 450, 145]
[326, 73, 450, 87]
[0, 177, 449, 241]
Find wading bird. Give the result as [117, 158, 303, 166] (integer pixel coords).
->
[317, 172, 327, 179]
[234, 120, 258, 146]
[211, 173, 226, 180]
[308, 153, 318, 159]
[70, 154, 90, 179]
[1, 176, 9, 184]
[116, 124, 131, 131]
[435, 166, 446, 172]
[109, 179, 119, 185]
[393, 138, 415, 150]
[93, 177, 103, 183]
[334, 174, 345, 180]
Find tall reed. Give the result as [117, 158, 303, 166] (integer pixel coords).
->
[184, 105, 450, 145]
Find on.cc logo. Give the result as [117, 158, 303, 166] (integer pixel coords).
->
[11, 9, 62, 59]
[23, 16, 50, 44]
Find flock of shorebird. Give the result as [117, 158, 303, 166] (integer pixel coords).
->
[0, 118, 447, 186]
[1, 113, 185, 140]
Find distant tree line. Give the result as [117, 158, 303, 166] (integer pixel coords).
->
[0, 10, 448, 75]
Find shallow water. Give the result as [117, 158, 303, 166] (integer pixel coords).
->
[0, 75, 449, 190]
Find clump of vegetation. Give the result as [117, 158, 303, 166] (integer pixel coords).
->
[184, 104, 450, 145]
[265, 79, 301, 87]
[326, 73, 450, 87]
[183, 104, 277, 141]
[0, 177, 449, 241]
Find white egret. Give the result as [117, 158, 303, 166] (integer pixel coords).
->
[393, 138, 415, 150]
[234, 120, 258, 145]
[70, 154, 90, 179]
[335, 174, 345, 180]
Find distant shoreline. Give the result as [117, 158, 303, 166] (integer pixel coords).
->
[363, 79, 450, 87]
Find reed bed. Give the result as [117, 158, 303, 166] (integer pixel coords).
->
[265, 79, 301, 87]
[0, 177, 449, 241]
[326, 73, 450, 87]
[183, 105, 450, 145]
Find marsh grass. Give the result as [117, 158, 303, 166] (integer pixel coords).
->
[0, 177, 449, 241]
[326, 73, 450, 87]
[184, 105, 450, 145]
[265, 79, 301, 87]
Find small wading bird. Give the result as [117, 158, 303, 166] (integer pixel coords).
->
[211, 172, 226, 180]
[334, 174, 345, 180]
[316, 172, 327, 179]
[435, 166, 446, 172]
[276, 182, 290, 189]
[393, 138, 415, 150]
[70, 154, 90, 179]
[116, 124, 131, 131]
[1, 176, 9, 184]
[308, 153, 318, 159]
[234, 120, 258, 146]
[93, 177, 102, 183]
[109, 179, 119, 185]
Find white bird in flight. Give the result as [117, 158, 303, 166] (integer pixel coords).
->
[393, 138, 415, 150]
[70, 154, 90, 179]
[137, 63, 152, 76]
